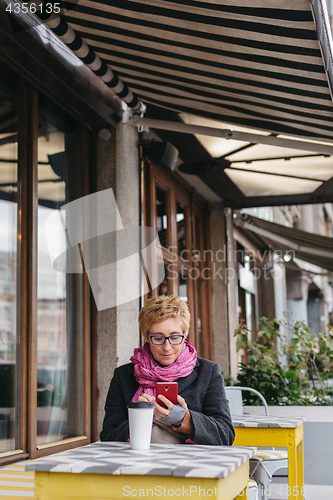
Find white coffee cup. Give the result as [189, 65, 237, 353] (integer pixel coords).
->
[128, 402, 154, 450]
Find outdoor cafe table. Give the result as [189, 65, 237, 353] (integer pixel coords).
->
[26, 441, 256, 500]
[232, 414, 305, 500]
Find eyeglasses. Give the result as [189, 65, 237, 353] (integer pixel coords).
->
[148, 334, 185, 345]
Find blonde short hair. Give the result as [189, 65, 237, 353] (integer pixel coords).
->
[139, 295, 191, 341]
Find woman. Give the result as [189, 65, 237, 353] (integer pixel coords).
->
[100, 295, 235, 446]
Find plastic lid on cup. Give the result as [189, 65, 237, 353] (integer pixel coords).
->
[128, 402, 154, 409]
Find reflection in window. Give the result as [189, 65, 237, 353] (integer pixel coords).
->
[194, 217, 201, 267]
[156, 185, 168, 248]
[177, 201, 186, 256]
[179, 272, 188, 303]
[37, 97, 84, 445]
[197, 281, 203, 357]
[245, 291, 253, 338]
[158, 264, 169, 296]
[0, 71, 18, 453]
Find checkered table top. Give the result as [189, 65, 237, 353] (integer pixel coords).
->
[232, 414, 305, 428]
[25, 442, 256, 478]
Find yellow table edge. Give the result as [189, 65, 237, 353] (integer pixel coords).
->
[35, 461, 250, 500]
[233, 424, 304, 500]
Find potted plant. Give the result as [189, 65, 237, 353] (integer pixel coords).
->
[232, 318, 333, 487]
[233, 317, 333, 407]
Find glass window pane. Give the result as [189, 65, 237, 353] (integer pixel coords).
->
[196, 281, 203, 357]
[0, 67, 18, 453]
[179, 271, 188, 303]
[195, 217, 200, 250]
[176, 201, 186, 257]
[158, 265, 169, 296]
[194, 216, 201, 267]
[37, 97, 85, 445]
[156, 185, 168, 248]
[245, 291, 253, 337]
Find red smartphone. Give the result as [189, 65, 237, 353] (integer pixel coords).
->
[155, 382, 178, 408]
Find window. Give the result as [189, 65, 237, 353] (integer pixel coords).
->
[0, 60, 91, 464]
[176, 201, 186, 257]
[143, 161, 212, 358]
[156, 185, 168, 248]
[36, 97, 85, 447]
[237, 245, 258, 345]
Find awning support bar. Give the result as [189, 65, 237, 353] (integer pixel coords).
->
[130, 116, 333, 155]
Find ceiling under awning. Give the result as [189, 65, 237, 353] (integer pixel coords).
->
[36, 0, 333, 206]
[234, 213, 333, 272]
[174, 113, 333, 202]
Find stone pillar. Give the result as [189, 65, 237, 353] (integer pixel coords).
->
[260, 255, 276, 320]
[115, 122, 141, 367]
[300, 204, 325, 236]
[208, 203, 229, 374]
[95, 121, 140, 438]
[272, 261, 289, 347]
[286, 269, 312, 329]
[225, 208, 238, 378]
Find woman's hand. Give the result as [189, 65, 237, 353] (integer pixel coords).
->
[138, 394, 187, 419]
[137, 394, 155, 405]
[137, 393, 169, 418]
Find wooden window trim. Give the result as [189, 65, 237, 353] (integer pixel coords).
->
[202, 209, 213, 359]
[0, 451, 28, 466]
[27, 84, 39, 460]
[17, 80, 29, 457]
[17, 81, 39, 458]
[36, 436, 90, 456]
[32, 123, 92, 458]
[143, 160, 212, 358]
[192, 206, 213, 360]
[82, 126, 92, 442]
[1, 79, 92, 464]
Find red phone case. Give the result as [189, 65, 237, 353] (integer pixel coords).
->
[155, 382, 178, 408]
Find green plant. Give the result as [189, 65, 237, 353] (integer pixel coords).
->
[234, 317, 333, 406]
[37, 386, 67, 408]
[222, 372, 236, 387]
[0, 365, 15, 408]
[283, 320, 333, 405]
[37, 389, 52, 407]
[234, 318, 295, 405]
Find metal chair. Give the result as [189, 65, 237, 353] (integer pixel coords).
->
[248, 478, 259, 500]
[225, 386, 269, 415]
[225, 386, 288, 500]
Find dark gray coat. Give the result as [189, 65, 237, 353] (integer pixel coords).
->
[100, 357, 235, 446]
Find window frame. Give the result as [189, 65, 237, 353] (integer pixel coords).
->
[143, 159, 213, 359]
[0, 78, 92, 465]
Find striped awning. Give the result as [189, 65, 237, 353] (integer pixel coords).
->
[234, 213, 333, 271]
[56, 0, 333, 142]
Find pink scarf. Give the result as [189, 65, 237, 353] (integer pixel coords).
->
[130, 338, 197, 401]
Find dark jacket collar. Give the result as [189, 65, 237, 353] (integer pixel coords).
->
[177, 358, 200, 392]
